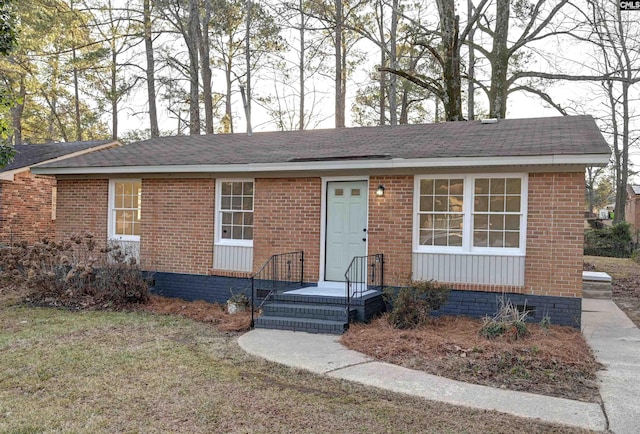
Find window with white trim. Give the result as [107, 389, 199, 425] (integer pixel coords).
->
[472, 177, 522, 248]
[217, 180, 254, 244]
[109, 179, 141, 241]
[418, 178, 464, 247]
[414, 174, 526, 254]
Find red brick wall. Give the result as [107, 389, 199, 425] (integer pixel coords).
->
[52, 171, 584, 298]
[368, 175, 414, 286]
[253, 178, 321, 281]
[140, 178, 214, 274]
[55, 179, 109, 247]
[0, 170, 56, 244]
[625, 190, 640, 230]
[525, 172, 584, 298]
[367, 172, 584, 298]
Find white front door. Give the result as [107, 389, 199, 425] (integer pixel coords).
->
[325, 181, 368, 282]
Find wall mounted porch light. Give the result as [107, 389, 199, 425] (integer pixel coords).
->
[376, 184, 385, 197]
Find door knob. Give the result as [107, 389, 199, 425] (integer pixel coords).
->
[362, 238, 366, 242]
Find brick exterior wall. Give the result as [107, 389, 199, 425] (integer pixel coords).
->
[56, 178, 109, 247]
[0, 170, 56, 244]
[53, 171, 585, 301]
[525, 172, 584, 298]
[367, 175, 414, 286]
[368, 172, 585, 299]
[139, 178, 214, 274]
[625, 187, 640, 229]
[253, 177, 321, 281]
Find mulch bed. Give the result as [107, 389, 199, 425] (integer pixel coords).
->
[342, 315, 602, 403]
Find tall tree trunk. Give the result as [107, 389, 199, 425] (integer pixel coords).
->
[199, 0, 213, 134]
[110, 39, 118, 140]
[435, 0, 463, 121]
[72, 48, 81, 140]
[10, 77, 25, 145]
[389, 0, 398, 125]
[378, 0, 385, 126]
[399, 89, 409, 124]
[225, 61, 233, 133]
[298, 0, 305, 130]
[143, 0, 159, 137]
[466, 0, 475, 120]
[187, 0, 201, 135]
[488, 0, 509, 119]
[335, 0, 345, 128]
[244, 0, 252, 133]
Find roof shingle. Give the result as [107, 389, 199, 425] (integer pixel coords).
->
[36, 116, 609, 170]
[1, 140, 115, 173]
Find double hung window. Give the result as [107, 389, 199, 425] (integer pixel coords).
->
[109, 179, 142, 241]
[415, 174, 526, 254]
[217, 180, 254, 245]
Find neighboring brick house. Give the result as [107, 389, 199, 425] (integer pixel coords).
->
[626, 185, 640, 229]
[0, 140, 120, 244]
[33, 116, 610, 327]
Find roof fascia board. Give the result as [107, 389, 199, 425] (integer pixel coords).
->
[31, 153, 611, 176]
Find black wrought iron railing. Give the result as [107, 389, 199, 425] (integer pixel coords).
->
[344, 253, 384, 322]
[251, 251, 304, 327]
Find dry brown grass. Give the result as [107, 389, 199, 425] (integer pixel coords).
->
[342, 314, 601, 402]
[138, 295, 252, 332]
[0, 304, 593, 433]
[585, 255, 640, 327]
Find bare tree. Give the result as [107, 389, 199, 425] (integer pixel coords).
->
[143, 0, 159, 137]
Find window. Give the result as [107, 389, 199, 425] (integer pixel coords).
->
[473, 178, 522, 248]
[109, 179, 141, 241]
[217, 180, 254, 245]
[418, 178, 464, 247]
[414, 174, 526, 254]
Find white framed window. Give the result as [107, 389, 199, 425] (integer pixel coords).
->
[108, 179, 142, 241]
[414, 174, 527, 255]
[215, 179, 254, 246]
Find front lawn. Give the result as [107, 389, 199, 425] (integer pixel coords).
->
[0, 303, 590, 433]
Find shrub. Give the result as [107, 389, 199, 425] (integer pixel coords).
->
[479, 296, 529, 341]
[383, 280, 450, 329]
[584, 222, 634, 258]
[0, 234, 150, 309]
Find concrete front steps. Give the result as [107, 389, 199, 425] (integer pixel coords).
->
[583, 271, 613, 299]
[254, 293, 357, 335]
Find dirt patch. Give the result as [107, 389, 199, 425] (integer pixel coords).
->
[342, 315, 601, 402]
[584, 255, 640, 327]
[138, 295, 252, 332]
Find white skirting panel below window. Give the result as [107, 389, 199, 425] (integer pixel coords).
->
[108, 240, 140, 263]
[412, 252, 525, 286]
[213, 244, 253, 272]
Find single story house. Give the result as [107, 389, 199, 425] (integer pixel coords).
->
[626, 185, 640, 229]
[33, 116, 610, 329]
[0, 140, 120, 244]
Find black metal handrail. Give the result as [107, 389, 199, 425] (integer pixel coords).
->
[345, 253, 384, 324]
[251, 251, 304, 327]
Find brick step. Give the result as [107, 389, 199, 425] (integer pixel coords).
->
[254, 316, 348, 335]
[270, 293, 349, 307]
[262, 303, 350, 322]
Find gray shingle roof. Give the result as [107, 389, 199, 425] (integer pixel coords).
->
[630, 185, 640, 195]
[1, 140, 115, 173]
[36, 116, 609, 170]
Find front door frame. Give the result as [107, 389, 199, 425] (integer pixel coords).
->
[318, 176, 369, 287]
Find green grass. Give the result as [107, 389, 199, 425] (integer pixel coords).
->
[0, 305, 592, 433]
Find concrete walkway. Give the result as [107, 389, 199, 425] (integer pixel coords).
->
[582, 299, 640, 433]
[239, 300, 640, 432]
